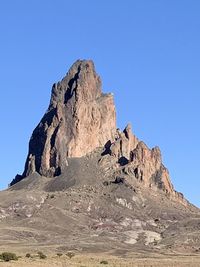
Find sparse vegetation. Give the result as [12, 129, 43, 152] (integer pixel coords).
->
[100, 260, 108, 264]
[37, 251, 47, 259]
[46, 193, 55, 199]
[66, 251, 75, 259]
[1, 252, 200, 266]
[0, 252, 18, 262]
[56, 252, 63, 257]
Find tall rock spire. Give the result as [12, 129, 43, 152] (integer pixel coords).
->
[22, 60, 116, 178]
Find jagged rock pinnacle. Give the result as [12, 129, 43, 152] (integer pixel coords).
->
[22, 60, 116, 178]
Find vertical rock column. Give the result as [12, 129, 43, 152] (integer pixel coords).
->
[22, 60, 116, 178]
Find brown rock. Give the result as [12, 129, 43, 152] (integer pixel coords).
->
[123, 141, 174, 194]
[102, 125, 174, 194]
[109, 124, 139, 162]
[22, 60, 116, 177]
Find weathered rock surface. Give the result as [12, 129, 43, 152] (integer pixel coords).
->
[20, 60, 116, 178]
[123, 142, 174, 193]
[100, 123, 176, 196]
[109, 124, 139, 161]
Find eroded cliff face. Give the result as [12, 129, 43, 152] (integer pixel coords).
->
[23, 60, 116, 178]
[101, 124, 175, 196]
[11, 59, 184, 203]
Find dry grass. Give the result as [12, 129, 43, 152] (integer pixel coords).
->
[0, 253, 200, 267]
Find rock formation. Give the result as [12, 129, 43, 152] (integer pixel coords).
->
[101, 124, 175, 196]
[10, 59, 180, 200]
[19, 60, 116, 179]
[5, 59, 200, 257]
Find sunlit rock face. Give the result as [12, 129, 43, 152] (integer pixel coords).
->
[102, 124, 175, 195]
[23, 60, 116, 178]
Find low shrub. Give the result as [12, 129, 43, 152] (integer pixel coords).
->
[37, 251, 47, 259]
[66, 252, 75, 259]
[100, 260, 108, 264]
[0, 252, 18, 262]
[57, 253, 63, 257]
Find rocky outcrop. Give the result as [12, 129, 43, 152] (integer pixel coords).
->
[109, 124, 139, 163]
[123, 142, 174, 194]
[20, 60, 116, 178]
[101, 124, 174, 194]
[10, 59, 185, 204]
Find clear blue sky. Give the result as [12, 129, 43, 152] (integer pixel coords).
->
[0, 1, 199, 206]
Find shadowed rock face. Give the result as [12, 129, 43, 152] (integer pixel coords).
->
[22, 60, 116, 178]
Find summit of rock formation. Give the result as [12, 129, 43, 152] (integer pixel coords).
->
[17, 60, 116, 179]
